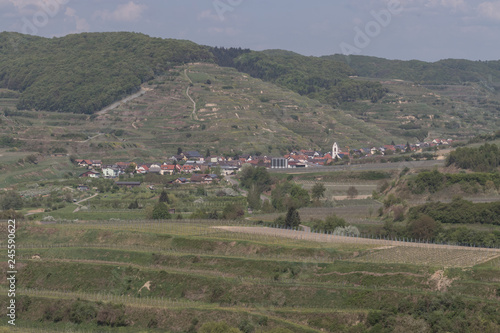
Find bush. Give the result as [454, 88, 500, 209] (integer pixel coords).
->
[69, 300, 97, 324]
[222, 203, 245, 220]
[96, 303, 128, 327]
[312, 214, 346, 233]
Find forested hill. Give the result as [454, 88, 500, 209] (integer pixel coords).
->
[0, 32, 212, 113]
[328, 54, 500, 88]
[212, 48, 388, 105]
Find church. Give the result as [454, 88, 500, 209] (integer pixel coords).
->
[330, 142, 349, 160]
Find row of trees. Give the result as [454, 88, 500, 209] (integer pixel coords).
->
[446, 143, 500, 172]
[409, 169, 500, 194]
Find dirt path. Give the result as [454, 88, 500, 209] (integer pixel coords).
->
[96, 87, 151, 115]
[214, 226, 500, 252]
[184, 69, 198, 120]
[73, 193, 98, 213]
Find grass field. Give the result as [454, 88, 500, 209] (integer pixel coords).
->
[1, 219, 498, 332]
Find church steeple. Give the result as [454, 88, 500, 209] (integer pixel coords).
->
[332, 142, 340, 158]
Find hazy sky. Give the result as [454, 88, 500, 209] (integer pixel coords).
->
[0, 0, 499, 61]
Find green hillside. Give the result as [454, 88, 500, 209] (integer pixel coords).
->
[329, 54, 500, 87]
[0, 32, 212, 114]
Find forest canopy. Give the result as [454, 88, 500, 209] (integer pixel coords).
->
[0, 32, 212, 114]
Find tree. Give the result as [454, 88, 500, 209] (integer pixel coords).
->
[239, 166, 272, 191]
[159, 190, 171, 204]
[124, 163, 136, 174]
[247, 185, 262, 210]
[1, 191, 23, 210]
[346, 186, 358, 198]
[284, 207, 301, 228]
[407, 214, 440, 240]
[128, 199, 139, 209]
[151, 202, 171, 219]
[313, 214, 346, 232]
[177, 147, 183, 155]
[311, 183, 326, 200]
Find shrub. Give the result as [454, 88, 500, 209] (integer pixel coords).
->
[96, 303, 128, 327]
[69, 300, 97, 324]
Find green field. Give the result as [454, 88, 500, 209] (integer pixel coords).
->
[1, 219, 499, 332]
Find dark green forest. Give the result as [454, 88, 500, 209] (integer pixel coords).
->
[329, 54, 500, 87]
[446, 143, 500, 172]
[215, 49, 388, 105]
[409, 197, 500, 226]
[0, 32, 212, 113]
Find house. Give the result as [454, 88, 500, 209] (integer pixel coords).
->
[148, 164, 162, 174]
[136, 165, 150, 174]
[180, 164, 199, 173]
[185, 151, 202, 159]
[77, 185, 90, 191]
[161, 164, 180, 175]
[220, 165, 239, 176]
[384, 145, 396, 152]
[173, 177, 188, 184]
[77, 159, 93, 168]
[91, 160, 102, 169]
[190, 174, 217, 184]
[102, 166, 122, 178]
[79, 170, 100, 178]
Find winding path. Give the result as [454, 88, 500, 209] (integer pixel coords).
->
[184, 69, 198, 120]
[73, 193, 99, 213]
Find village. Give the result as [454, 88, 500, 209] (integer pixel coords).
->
[75, 138, 453, 184]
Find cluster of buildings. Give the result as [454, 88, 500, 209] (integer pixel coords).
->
[76, 138, 452, 178]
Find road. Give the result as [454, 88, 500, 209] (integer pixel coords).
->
[214, 226, 500, 253]
[268, 160, 445, 174]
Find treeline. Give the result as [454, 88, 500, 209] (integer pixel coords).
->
[213, 48, 387, 105]
[446, 143, 500, 172]
[409, 197, 500, 226]
[0, 32, 212, 114]
[210, 46, 251, 68]
[409, 169, 500, 194]
[329, 54, 500, 86]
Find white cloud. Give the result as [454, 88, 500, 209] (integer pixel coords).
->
[197, 9, 220, 21]
[478, 1, 500, 20]
[65, 6, 90, 32]
[93, 1, 147, 22]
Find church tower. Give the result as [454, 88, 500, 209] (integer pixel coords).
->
[332, 142, 340, 158]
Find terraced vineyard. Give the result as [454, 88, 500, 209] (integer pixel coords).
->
[1, 219, 499, 332]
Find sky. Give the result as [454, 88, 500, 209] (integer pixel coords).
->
[0, 0, 499, 62]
